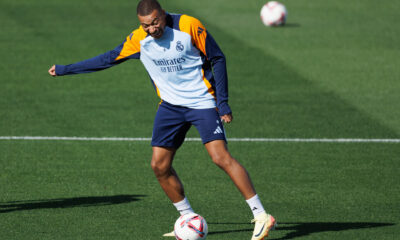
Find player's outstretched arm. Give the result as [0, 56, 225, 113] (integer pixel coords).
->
[49, 35, 141, 77]
[52, 45, 131, 76]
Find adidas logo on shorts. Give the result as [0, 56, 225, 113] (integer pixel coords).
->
[214, 126, 223, 134]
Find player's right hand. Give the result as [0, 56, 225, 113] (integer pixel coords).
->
[221, 113, 233, 124]
[48, 65, 57, 76]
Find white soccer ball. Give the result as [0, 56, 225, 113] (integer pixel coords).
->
[174, 213, 208, 240]
[260, 1, 288, 26]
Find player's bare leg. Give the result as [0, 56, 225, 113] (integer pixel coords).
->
[152, 146, 195, 237]
[151, 146, 184, 203]
[205, 140, 256, 199]
[204, 140, 276, 239]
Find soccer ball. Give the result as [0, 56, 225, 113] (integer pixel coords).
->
[260, 1, 288, 26]
[174, 213, 208, 240]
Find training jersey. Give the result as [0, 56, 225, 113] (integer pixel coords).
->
[55, 13, 231, 116]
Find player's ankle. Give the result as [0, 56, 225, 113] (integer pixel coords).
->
[173, 197, 194, 215]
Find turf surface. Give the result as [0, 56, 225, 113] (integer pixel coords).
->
[1, 0, 399, 239]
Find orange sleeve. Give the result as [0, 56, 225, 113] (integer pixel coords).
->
[179, 15, 208, 56]
[115, 27, 148, 61]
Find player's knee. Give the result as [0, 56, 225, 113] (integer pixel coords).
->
[151, 157, 170, 177]
[211, 153, 234, 170]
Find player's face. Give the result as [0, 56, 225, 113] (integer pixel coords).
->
[138, 9, 166, 39]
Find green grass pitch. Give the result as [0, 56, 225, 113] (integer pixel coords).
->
[1, 0, 399, 239]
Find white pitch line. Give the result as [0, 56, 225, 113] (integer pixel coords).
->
[227, 138, 400, 143]
[0, 136, 400, 143]
[0, 136, 152, 142]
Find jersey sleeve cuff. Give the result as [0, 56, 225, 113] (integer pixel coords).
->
[218, 102, 232, 116]
[55, 65, 67, 76]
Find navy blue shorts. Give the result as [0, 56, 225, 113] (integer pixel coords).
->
[151, 101, 227, 149]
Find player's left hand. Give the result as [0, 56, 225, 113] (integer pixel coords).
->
[221, 113, 233, 124]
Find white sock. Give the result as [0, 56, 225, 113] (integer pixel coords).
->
[173, 197, 194, 216]
[246, 194, 266, 218]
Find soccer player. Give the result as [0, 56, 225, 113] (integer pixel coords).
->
[48, 0, 276, 239]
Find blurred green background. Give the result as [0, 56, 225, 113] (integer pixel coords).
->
[1, 0, 399, 239]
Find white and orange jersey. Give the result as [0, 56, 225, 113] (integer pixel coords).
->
[56, 13, 231, 115]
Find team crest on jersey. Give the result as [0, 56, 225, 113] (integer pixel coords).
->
[176, 41, 184, 52]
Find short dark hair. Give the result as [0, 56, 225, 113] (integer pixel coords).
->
[137, 0, 162, 16]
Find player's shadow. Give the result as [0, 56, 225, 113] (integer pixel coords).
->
[207, 221, 394, 239]
[0, 194, 145, 214]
